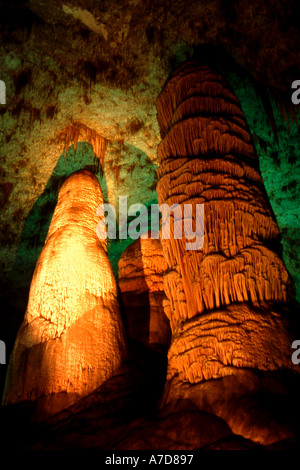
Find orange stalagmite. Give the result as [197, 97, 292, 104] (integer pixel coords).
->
[118, 235, 171, 350]
[2, 170, 126, 419]
[156, 61, 299, 444]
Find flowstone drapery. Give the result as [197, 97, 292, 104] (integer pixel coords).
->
[156, 61, 299, 444]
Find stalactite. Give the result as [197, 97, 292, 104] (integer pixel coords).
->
[58, 122, 107, 167]
[2, 170, 126, 420]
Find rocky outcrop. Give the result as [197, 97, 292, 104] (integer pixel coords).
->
[118, 235, 170, 351]
[2, 170, 126, 420]
[156, 61, 299, 444]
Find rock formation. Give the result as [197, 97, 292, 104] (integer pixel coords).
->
[118, 235, 171, 351]
[156, 61, 299, 444]
[2, 170, 126, 419]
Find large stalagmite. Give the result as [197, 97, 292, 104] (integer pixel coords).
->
[156, 61, 299, 444]
[2, 170, 126, 419]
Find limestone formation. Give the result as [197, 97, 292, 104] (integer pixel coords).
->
[118, 235, 170, 350]
[2, 170, 126, 419]
[156, 61, 299, 443]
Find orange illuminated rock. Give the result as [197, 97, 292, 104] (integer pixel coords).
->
[2, 170, 126, 419]
[157, 62, 293, 328]
[156, 61, 299, 444]
[118, 235, 170, 350]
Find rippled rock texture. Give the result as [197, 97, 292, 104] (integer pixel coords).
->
[156, 61, 299, 444]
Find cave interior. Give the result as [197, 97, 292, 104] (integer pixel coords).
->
[0, 0, 300, 450]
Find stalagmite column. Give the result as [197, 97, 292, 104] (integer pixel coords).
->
[118, 235, 170, 351]
[156, 61, 299, 443]
[2, 170, 126, 419]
